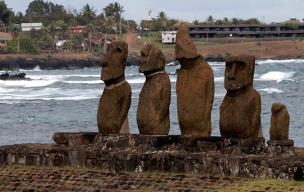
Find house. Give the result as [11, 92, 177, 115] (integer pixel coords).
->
[21, 23, 43, 31]
[0, 32, 13, 46]
[162, 31, 177, 44]
[70, 26, 85, 34]
[170, 23, 304, 38]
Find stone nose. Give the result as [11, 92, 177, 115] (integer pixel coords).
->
[228, 63, 237, 80]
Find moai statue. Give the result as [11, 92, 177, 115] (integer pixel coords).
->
[137, 44, 171, 135]
[175, 22, 214, 137]
[269, 103, 290, 140]
[97, 41, 131, 134]
[220, 55, 262, 139]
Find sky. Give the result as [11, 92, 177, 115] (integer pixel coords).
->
[6, 0, 304, 24]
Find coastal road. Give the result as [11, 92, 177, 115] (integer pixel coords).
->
[125, 33, 139, 52]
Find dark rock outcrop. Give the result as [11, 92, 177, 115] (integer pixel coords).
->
[205, 54, 226, 62]
[0, 73, 30, 80]
[0, 58, 101, 71]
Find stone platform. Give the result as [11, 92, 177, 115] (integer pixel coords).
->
[0, 133, 303, 180]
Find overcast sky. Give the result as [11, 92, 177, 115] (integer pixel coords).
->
[6, 0, 304, 24]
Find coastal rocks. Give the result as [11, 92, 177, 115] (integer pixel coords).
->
[205, 54, 226, 62]
[97, 41, 131, 134]
[0, 73, 30, 80]
[137, 44, 171, 135]
[269, 103, 290, 140]
[220, 55, 262, 139]
[0, 58, 101, 71]
[175, 22, 215, 137]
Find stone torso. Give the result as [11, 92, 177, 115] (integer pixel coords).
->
[137, 72, 171, 135]
[220, 88, 262, 138]
[176, 60, 214, 137]
[97, 81, 131, 134]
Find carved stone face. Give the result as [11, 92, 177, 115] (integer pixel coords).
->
[139, 44, 165, 73]
[225, 55, 255, 91]
[101, 41, 128, 82]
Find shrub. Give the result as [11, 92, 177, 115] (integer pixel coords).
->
[48, 54, 52, 58]
[7, 36, 40, 54]
[225, 52, 231, 56]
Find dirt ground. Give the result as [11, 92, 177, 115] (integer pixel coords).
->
[1, 165, 304, 192]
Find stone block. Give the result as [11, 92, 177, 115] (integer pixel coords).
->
[267, 140, 295, 157]
[52, 132, 98, 147]
[221, 138, 266, 155]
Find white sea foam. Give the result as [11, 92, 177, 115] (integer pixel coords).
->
[259, 88, 284, 93]
[257, 59, 304, 65]
[214, 77, 224, 82]
[0, 80, 56, 87]
[127, 78, 145, 84]
[1, 95, 99, 101]
[257, 71, 295, 83]
[63, 80, 102, 84]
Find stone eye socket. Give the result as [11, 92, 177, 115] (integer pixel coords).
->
[141, 52, 145, 57]
[237, 61, 247, 71]
[226, 62, 232, 71]
[114, 46, 122, 52]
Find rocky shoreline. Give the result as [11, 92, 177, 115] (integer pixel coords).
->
[0, 73, 30, 80]
[0, 54, 302, 71]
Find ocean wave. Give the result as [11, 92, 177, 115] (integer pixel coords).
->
[257, 71, 295, 83]
[214, 77, 224, 82]
[63, 80, 103, 84]
[259, 88, 284, 93]
[1, 95, 99, 101]
[257, 59, 304, 65]
[0, 80, 56, 87]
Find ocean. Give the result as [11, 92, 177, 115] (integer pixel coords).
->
[0, 59, 303, 146]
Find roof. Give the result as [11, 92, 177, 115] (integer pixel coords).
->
[0, 32, 13, 39]
[70, 26, 85, 30]
[0, 36, 12, 40]
[21, 23, 43, 27]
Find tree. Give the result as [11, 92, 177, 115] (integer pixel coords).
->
[223, 17, 230, 25]
[81, 4, 96, 24]
[285, 23, 298, 30]
[60, 23, 69, 39]
[0, 1, 12, 25]
[72, 34, 83, 50]
[231, 17, 239, 25]
[7, 36, 40, 54]
[103, 2, 124, 24]
[214, 19, 224, 25]
[49, 2, 65, 15]
[193, 20, 200, 25]
[206, 15, 215, 25]
[25, 0, 50, 15]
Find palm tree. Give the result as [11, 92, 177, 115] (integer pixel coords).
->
[193, 20, 200, 25]
[157, 11, 168, 31]
[60, 23, 69, 40]
[206, 15, 215, 25]
[49, 24, 57, 51]
[81, 4, 97, 24]
[72, 34, 83, 51]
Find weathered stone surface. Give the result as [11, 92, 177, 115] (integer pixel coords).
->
[137, 44, 171, 135]
[269, 103, 290, 140]
[1, 137, 304, 180]
[175, 22, 214, 137]
[220, 55, 262, 139]
[97, 41, 131, 134]
[267, 140, 295, 157]
[220, 138, 266, 156]
[52, 132, 98, 147]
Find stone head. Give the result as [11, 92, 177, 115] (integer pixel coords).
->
[101, 41, 128, 82]
[139, 44, 165, 73]
[225, 55, 255, 91]
[175, 22, 200, 63]
[271, 103, 286, 114]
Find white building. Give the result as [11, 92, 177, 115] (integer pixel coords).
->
[21, 23, 43, 31]
[162, 31, 177, 44]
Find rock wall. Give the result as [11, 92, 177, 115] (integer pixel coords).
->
[0, 133, 303, 180]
